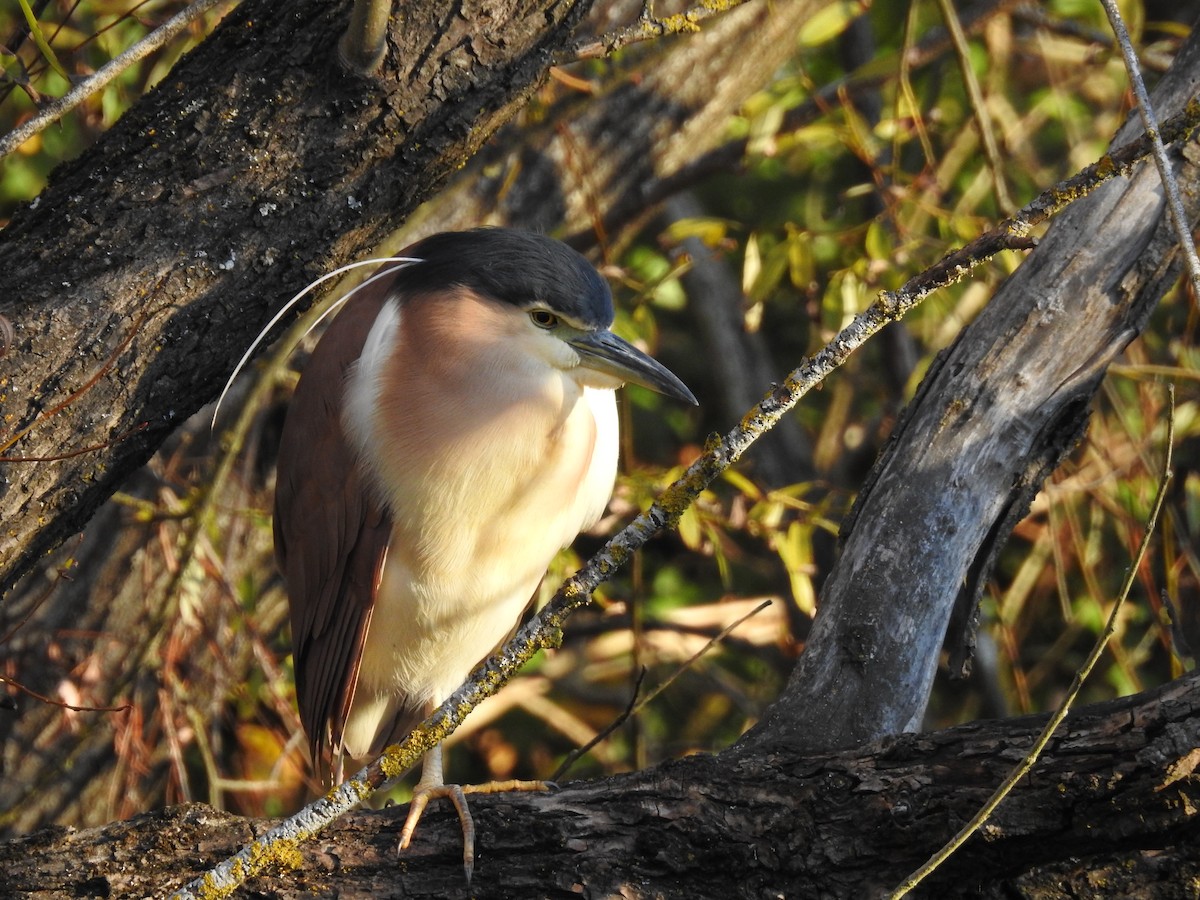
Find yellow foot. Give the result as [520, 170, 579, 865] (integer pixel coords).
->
[398, 780, 555, 883]
[463, 778, 556, 796]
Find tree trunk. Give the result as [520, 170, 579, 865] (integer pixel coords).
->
[748, 19, 1200, 754]
[2, 671, 1198, 898]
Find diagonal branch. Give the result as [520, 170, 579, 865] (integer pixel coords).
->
[1100, 0, 1200, 294]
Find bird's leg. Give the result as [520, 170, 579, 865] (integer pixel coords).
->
[338, 0, 392, 75]
[398, 744, 555, 882]
[398, 745, 478, 879]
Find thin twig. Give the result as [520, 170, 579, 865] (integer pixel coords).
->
[0, 0, 233, 162]
[553, 667, 648, 783]
[16, 0, 70, 82]
[896, 2, 937, 173]
[167, 115, 1193, 900]
[552, 598, 773, 782]
[0, 551, 74, 646]
[888, 385, 1176, 899]
[934, 0, 1014, 213]
[1099, 0, 1200, 297]
[565, 0, 751, 62]
[0, 675, 132, 714]
[0, 422, 149, 462]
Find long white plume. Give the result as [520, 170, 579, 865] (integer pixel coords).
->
[211, 256, 421, 428]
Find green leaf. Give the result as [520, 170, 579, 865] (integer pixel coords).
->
[17, 0, 70, 84]
[797, 1, 861, 47]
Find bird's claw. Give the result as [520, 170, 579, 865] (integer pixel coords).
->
[397, 779, 556, 883]
[399, 783, 476, 882]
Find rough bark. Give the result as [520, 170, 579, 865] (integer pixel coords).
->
[746, 19, 1200, 754]
[2, 671, 1198, 898]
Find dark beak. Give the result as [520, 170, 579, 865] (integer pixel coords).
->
[570, 330, 697, 406]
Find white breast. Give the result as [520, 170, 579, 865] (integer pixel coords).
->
[338, 295, 620, 758]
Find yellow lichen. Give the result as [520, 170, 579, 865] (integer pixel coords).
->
[659, 13, 702, 33]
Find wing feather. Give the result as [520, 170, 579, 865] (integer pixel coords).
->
[273, 284, 394, 779]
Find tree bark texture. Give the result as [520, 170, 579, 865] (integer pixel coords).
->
[2, 671, 1198, 898]
[746, 21, 1200, 754]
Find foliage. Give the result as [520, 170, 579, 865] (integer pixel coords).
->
[0, 0, 1195, 826]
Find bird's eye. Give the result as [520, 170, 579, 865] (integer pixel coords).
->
[529, 310, 558, 329]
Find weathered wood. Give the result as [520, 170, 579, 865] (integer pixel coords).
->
[2, 671, 1198, 898]
[745, 21, 1200, 754]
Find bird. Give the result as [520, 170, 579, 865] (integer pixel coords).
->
[271, 228, 697, 876]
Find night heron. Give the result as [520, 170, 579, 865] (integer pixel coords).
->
[271, 228, 697, 875]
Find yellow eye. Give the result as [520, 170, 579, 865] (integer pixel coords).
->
[529, 310, 558, 329]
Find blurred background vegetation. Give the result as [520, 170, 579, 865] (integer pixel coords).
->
[1, 0, 1197, 827]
